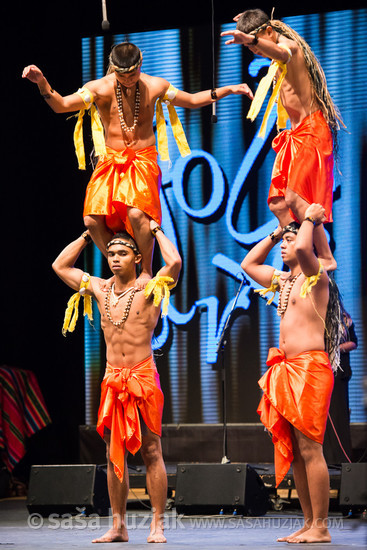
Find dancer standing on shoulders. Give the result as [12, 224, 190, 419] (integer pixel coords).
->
[23, 42, 253, 285]
[223, 9, 343, 271]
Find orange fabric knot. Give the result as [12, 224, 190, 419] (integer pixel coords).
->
[265, 347, 286, 367]
[257, 347, 334, 487]
[109, 148, 137, 166]
[96, 355, 164, 482]
[104, 367, 151, 405]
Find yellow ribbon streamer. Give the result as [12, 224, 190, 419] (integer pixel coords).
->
[62, 273, 93, 336]
[155, 84, 191, 163]
[300, 259, 324, 298]
[144, 274, 176, 317]
[254, 269, 282, 305]
[247, 45, 292, 138]
[72, 87, 106, 170]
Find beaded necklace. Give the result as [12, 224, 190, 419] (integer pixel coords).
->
[115, 80, 140, 134]
[277, 272, 302, 317]
[105, 286, 136, 327]
[110, 284, 135, 307]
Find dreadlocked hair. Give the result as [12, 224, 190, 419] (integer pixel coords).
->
[324, 275, 347, 372]
[270, 19, 344, 153]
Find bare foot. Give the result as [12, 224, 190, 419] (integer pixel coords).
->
[290, 526, 331, 543]
[147, 525, 167, 544]
[92, 526, 128, 543]
[320, 259, 337, 272]
[277, 525, 309, 542]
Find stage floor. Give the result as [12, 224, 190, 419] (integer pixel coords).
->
[1, 497, 366, 549]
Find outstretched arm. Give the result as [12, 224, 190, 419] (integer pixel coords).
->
[220, 30, 296, 64]
[241, 225, 283, 287]
[22, 64, 89, 113]
[150, 220, 182, 285]
[171, 83, 253, 109]
[52, 231, 95, 293]
[294, 203, 326, 277]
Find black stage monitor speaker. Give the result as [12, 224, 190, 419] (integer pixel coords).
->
[27, 464, 110, 517]
[175, 463, 269, 516]
[339, 463, 367, 513]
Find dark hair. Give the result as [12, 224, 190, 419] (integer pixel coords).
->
[236, 9, 270, 34]
[237, 10, 343, 150]
[113, 230, 139, 250]
[109, 43, 142, 70]
[282, 221, 301, 236]
[325, 276, 347, 371]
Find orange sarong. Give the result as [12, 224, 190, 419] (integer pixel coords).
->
[96, 355, 164, 482]
[83, 145, 162, 235]
[257, 347, 334, 487]
[268, 110, 334, 222]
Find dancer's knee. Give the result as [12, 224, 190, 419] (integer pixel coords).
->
[84, 214, 104, 230]
[269, 196, 287, 217]
[140, 439, 162, 466]
[127, 207, 148, 228]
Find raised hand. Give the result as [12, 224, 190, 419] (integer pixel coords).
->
[304, 203, 326, 225]
[22, 65, 44, 84]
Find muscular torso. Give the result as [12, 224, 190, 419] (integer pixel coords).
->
[278, 272, 329, 357]
[91, 279, 161, 367]
[86, 73, 167, 151]
[277, 38, 321, 129]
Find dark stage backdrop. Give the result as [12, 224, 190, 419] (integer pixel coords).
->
[2, 4, 366, 466]
[81, 9, 367, 425]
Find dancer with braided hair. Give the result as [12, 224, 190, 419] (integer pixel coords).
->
[241, 203, 338, 544]
[222, 9, 343, 271]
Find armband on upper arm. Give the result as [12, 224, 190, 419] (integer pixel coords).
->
[76, 87, 94, 109]
[300, 259, 324, 298]
[278, 44, 292, 63]
[162, 84, 178, 104]
[254, 269, 281, 305]
[62, 272, 93, 336]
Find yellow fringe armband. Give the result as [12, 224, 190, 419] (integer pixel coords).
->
[72, 87, 106, 170]
[254, 269, 281, 305]
[300, 259, 324, 298]
[62, 273, 93, 336]
[247, 56, 290, 138]
[155, 84, 191, 163]
[144, 274, 176, 317]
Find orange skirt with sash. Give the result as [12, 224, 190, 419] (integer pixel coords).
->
[83, 145, 162, 235]
[96, 355, 164, 482]
[268, 110, 334, 222]
[257, 347, 334, 487]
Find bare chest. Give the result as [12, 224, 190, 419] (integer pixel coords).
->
[277, 274, 303, 317]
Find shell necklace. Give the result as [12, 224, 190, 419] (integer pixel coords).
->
[105, 286, 136, 327]
[115, 80, 140, 134]
[277, 272, 302, 317]
[110, 284, 135, 307]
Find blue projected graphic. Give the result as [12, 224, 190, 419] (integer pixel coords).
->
[83, 9, 367, 424]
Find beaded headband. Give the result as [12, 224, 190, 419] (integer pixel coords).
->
[282, 222, 300, 236]
[109, 52, 143, 74]
[106, 239, 140, 255]
[249, 21, 271, 36]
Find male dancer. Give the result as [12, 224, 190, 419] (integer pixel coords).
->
[23, 42, 253, 283]
[222, 9, 342, 269]
[241, 203, 334, 543]
[52, 221, 181, 543]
